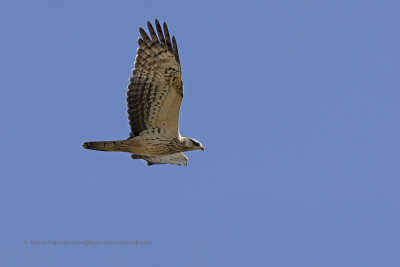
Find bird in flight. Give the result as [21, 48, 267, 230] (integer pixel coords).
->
[82, 19, 204, 166]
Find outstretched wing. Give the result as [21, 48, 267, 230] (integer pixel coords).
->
[131, 153, 188, 166]
[127, 19, 183, 138]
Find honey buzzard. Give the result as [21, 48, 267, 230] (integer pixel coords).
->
[82, 19, 204, 166]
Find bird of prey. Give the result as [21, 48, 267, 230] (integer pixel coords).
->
[82, 19, 204, 166]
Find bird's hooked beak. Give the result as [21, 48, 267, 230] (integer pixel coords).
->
[200, 146, 205, 151]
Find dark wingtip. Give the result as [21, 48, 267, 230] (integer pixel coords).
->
[146, 20, 153, 29]
[138, 27, 148, 39]
[82, 142, 89, 149]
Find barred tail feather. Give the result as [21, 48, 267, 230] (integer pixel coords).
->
[82, 140, 126, 152]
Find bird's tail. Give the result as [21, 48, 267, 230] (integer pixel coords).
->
[82, 140, 128, 152]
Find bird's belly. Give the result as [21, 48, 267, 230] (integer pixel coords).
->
[127, 136, 181, 156]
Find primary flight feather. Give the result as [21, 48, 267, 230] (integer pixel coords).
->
[82, 19, 204, 166]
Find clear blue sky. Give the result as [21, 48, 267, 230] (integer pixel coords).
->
[1, 0, 400, 266]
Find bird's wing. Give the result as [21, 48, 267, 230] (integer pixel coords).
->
[131, 153, 188, 166]
[127, 19, 183, 138]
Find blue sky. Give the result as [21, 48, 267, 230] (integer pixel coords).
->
[1, 0, 400, 266]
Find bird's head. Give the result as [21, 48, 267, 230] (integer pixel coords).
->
[182, 137, 205, 151]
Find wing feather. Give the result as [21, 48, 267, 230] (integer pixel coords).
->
[155, 19, 166, 45]
[163, 22, 173, 50]
[172, 36, 180, 63]
[127, 20, 183, 138]
[147, 21, 159, 42]
[131, 153, 188, 166]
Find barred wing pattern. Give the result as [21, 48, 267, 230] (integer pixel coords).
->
[127, 20, 183, 138]
[131, 153, 188, 166]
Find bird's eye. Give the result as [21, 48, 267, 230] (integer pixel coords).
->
[191, 140, 200, 146]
